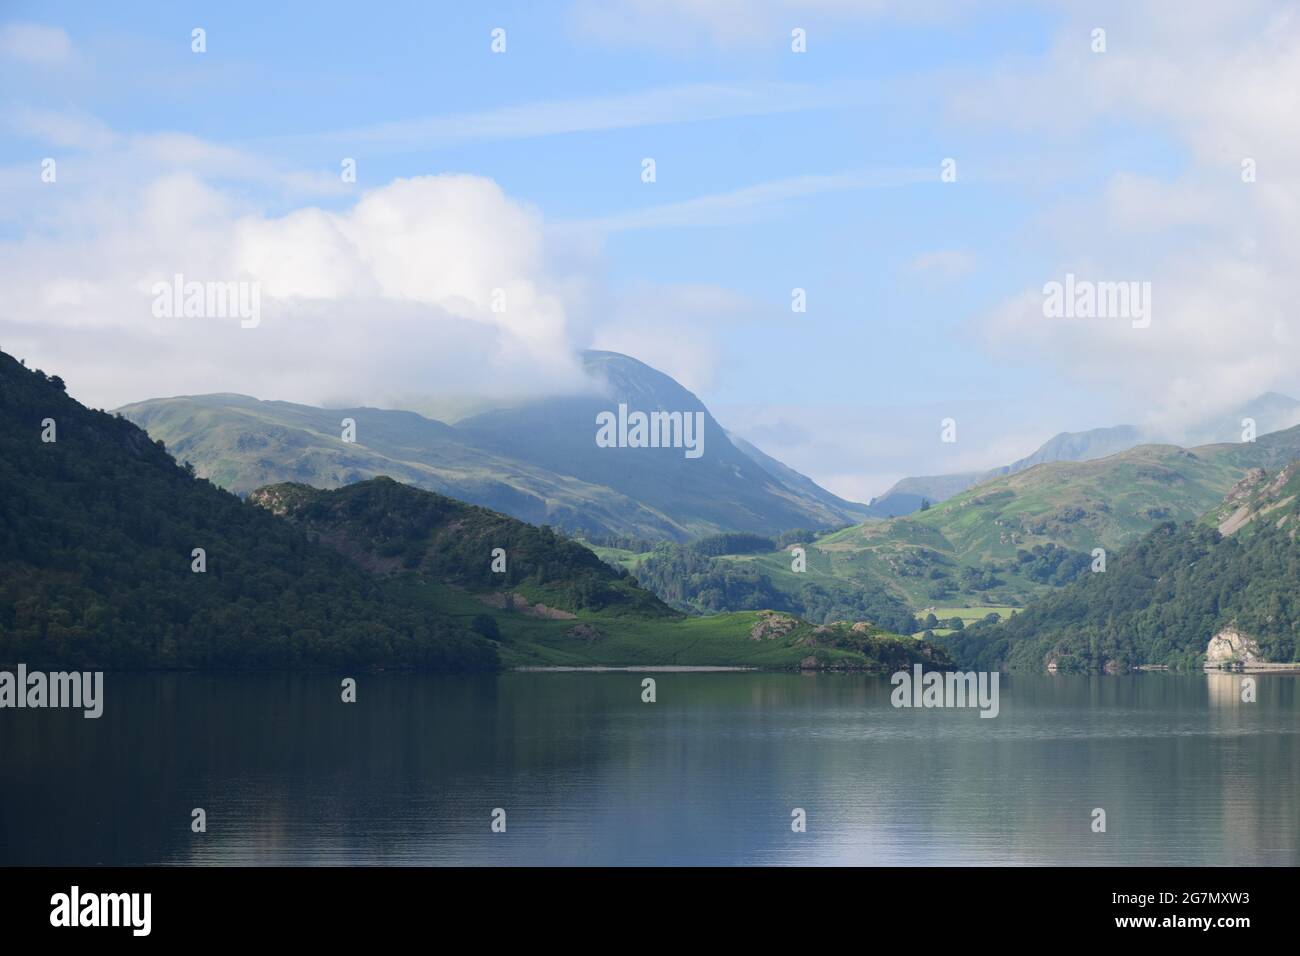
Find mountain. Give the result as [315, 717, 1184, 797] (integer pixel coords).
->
[864, 471, 984, 518]
[944, 460, 1300, 673]
[994, 425, 1145, 476]
[118, 390, 665, 537]
[0, 350, 496, 671]
[866, 395, 1300, 518]
[446, 350, 871, 537]
[119, 350, 869, 541]
[3, 348, 936, 673]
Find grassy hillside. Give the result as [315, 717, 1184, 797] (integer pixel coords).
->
[118, 351, 870, 542]
[783, 434, 1300, 608]
[829, 444, 1246, 606]
[118, 392, 676, 539]
[867, 393, 1300, 517]
[944, 461, 1300, 673]
[622, 430, 1300, 630]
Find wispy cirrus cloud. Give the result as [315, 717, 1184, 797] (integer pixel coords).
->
[560, 166, 933, 232]
[263, 81, 858, 155]
[0, 110, 351, 226]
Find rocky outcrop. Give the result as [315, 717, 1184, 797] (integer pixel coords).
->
[1205, 627, 1261, 666]
[1217, 464, 1299, 535]
[749, 611, 800, 641]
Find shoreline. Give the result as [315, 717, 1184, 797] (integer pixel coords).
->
[513, 665, 757, 672]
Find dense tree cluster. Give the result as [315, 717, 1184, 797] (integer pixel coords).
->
[689, 532, 776, 556]
[578, 533, 659, 553]
[630, 544, 918, 634]
[1007, 544, 1092, 585]
[258, 477, 677, 619]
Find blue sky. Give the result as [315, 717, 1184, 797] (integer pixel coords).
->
[3, 1, 1298, 499]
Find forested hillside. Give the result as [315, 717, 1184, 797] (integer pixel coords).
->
[0, 349, 496, 670]
[250, 478, 675, 619]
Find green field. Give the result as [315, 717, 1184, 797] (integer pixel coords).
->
[585, 544, 655, 573]
[392, 579, 932, 671]
[911, 604, 1019, 637]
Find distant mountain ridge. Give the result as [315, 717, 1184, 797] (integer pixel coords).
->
[867, 394, 1300, 517]
[119, 351, 870, 542]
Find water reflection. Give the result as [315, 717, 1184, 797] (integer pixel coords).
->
[0, 671, 1296, 865]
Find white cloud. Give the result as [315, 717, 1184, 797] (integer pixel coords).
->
[0, 170, 596, 410]
[0, 22, 72, 64]
[0, 112, 756, 415]
[0, 115, 350, 228]
[955, 1, 1300, 431]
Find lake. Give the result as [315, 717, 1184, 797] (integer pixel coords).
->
[1, 671, 1296, 865]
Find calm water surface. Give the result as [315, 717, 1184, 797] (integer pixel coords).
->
[1, 671, 1296, 865]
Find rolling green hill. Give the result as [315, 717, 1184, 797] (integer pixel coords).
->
[118, 351, 870, 542]
[867, 393, 1300, 517]
[117, 391, 673, 539]
[639, 428, 1300, 617]
[943, 460, 1300, 673]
